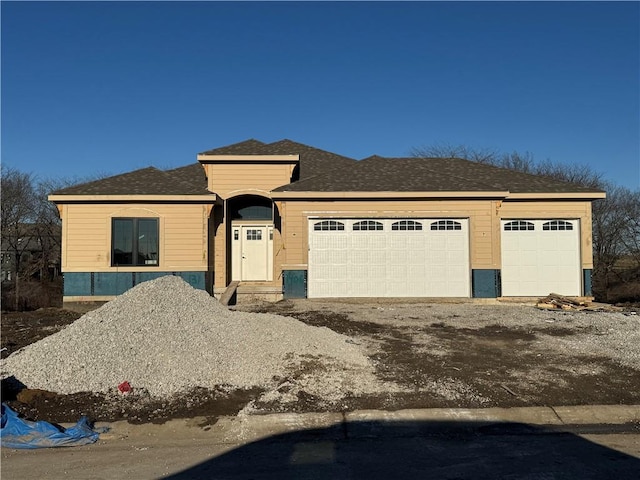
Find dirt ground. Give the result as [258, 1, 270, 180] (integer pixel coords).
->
[2, 300, 639, 425]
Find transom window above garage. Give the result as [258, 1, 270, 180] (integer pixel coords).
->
[353, 220, 383, 231]
[543, 220, 574, 231]
[504, 220, 535, 231]
[392, 220, 423, 231]
[430, 220, 462, 231]
[313, 220, 345, 231]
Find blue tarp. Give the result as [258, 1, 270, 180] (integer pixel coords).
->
[0, 403, 101, 449]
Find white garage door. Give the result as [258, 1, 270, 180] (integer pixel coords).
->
[308, 218, 470, 298]
[501, 219, 581, 296]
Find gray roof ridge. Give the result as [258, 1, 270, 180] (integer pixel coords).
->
[198, 138, 267, 155]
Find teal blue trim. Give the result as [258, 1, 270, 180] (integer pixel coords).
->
[472, 269, 501, 298]
[136, 272, 171, 284]
[63, 272, 207, 297]
[94, 272, 133, 296]
[283, 270, 307, 299]
[583, 269, 593, 296]
[178, 272, 206, 290]
[63, 273, 92, 296]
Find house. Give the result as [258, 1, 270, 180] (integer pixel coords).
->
[48, 139, 605, 306]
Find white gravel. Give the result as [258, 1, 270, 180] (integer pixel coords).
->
[268, 300, 640, 370]
[1, 276, 382, 400]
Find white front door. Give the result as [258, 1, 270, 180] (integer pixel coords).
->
[232, 224, 273, 281]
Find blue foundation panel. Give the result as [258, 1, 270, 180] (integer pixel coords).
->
[583, 269, 592, 296]
[178, 272, 206, 290]
[472, 269, 502, 298]
[283, 270, 307, 299]
[63, 272, 207, 297]
[63, 273, 92, 296]
[94, 272, 134, 296]
[136, 272, 171, 285]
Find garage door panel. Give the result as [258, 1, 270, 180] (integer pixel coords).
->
[308, 218, 470, 298]
[501, 219, 580, 296]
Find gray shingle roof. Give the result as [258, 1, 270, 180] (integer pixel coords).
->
[198, 139, 266, 155]
[52, 165, 209, 196]
[50, 140, 603, 197]
[274, 156, 604, 194]
[200, 138, 356, 180]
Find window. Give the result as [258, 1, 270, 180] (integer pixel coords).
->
[392, 220, 423, 231]
[431, 220, 462, 231]
[504, 220, 534, 231]
[353, 220, 383, 231]
[313, 220, 345, 231]
[246, 229, 262, 240]
[112, 218, 159, 266]
[543, 220, 573, 231]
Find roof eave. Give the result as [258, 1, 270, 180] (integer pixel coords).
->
[48, 194, 218, 203]
[271, 191, 510, 199]
[197, 154, 300, 163]
[505, 192, 606, 200]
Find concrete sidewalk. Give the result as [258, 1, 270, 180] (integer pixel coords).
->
[3, 405, 639, 480]
[97, 404, 640, 444]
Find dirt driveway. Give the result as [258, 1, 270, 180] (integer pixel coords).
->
[244, 300, 640, 411]
[2, 300, 639, 424]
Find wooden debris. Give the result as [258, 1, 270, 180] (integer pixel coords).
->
[536, 293, 623, 312]
[500, 384, 518, 397]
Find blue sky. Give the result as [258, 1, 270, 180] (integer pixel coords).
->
[2, 1, 639, 189]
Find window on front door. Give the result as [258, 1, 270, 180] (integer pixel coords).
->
[246, 229, 263, 241]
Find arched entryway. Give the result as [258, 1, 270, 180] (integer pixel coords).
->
[227, 195, 274, 282]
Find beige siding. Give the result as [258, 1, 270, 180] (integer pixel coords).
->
[204, 163, 295, 199]
[278, 198, 597, 274]
[61, 203, 212, 272]
[279, 199, 497, 269]
[214, 210, 227, 286]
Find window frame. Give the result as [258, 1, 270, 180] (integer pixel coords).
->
[353, 220, 384, 231]
[313, 220, 345, 231]
[430, 220, 462, 231]
[392, 220, 423, 231]
[503, 220, 535, 231]
[246, 229, 263, 241]
[543, 220, 574, 231]
[111, 217, 159, 267]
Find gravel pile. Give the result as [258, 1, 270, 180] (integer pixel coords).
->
[1, 276, 381, 400]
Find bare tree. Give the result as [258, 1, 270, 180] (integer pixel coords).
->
[410, 143, 501, 164]
[1, 166, 37, 309]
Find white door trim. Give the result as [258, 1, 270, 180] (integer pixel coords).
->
[231, 222, 274, 282]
